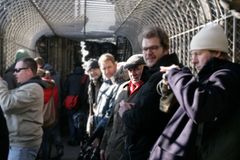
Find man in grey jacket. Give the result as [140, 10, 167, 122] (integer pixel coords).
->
[0, 58, 44, 160]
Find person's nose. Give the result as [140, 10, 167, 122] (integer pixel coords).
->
[191, 54, 198, 65]
[144, 49, 153, 55]
[131, 70, 137, 76]
[104, 69, 111, 77]
[105, 68, 110, 74]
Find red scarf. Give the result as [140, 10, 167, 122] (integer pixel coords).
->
[129, 80, 144, 95]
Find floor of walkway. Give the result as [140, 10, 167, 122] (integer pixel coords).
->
[49, 137, 80, 160]
[62, 140, 80, 160]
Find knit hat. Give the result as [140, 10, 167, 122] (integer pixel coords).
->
[190, 23, 228, 53]
[124, 54, 145, 69]
[85, 59, 99, 71]
[15, 49, 30, 62]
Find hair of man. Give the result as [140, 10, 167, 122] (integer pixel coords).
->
[98, 53, 116, 65]
[142, 26, 169, 50]
[20, 58, 38, 75]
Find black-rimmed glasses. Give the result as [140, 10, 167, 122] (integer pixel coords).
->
[142, 45, 161, 52]
[13, 67, 29, 73]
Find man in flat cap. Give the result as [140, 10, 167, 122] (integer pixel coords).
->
[99, 54, 146, 160]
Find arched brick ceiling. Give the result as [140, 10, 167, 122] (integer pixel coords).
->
[0, 0, 237, 65]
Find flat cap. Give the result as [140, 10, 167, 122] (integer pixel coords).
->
[124, 54, 145, 69]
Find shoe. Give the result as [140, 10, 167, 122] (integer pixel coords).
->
[56, 145, 64, 157]
[51, 145, 64, 160]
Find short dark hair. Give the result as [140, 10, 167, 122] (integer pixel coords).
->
[21, 58, 38, 75]
[142, 26, 169, 50]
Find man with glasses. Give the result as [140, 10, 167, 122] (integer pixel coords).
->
[0, 58, 45, 160]
[3, 49, 30, 89]
[119, 26, 180, 160]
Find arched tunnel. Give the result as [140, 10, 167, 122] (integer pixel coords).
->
[1, 0, 240, 160]
[0, 0, 240, 77]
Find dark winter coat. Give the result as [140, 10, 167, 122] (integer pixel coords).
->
[101, 79, 144, 160]
[63, 66, 89, 112]
[0, 107, 9, 160]
[149, 58, 240, 160]
[122, 53, 180, 160]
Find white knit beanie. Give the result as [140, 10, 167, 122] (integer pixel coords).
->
[190, 23, 228, 53]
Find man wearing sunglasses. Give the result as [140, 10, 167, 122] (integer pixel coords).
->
[0, 58, 45, 160]
[3, 49, 30, 89]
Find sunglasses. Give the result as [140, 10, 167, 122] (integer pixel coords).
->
[14, 67, 29, 73]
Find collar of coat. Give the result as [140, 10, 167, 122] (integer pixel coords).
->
[19, 76, 47, 88]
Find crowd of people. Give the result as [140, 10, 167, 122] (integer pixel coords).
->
[1, 22, 240, 160]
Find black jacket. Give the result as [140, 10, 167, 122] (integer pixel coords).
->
[0, 107, 9, 160]
[122, 53, 180, 160]
[63, 67, 89, 112]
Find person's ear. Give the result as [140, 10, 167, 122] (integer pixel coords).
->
[214, 51, 222, 58]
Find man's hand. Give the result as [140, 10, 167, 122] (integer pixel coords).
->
[100, 149, 106, 160]
[91, 138, 100, 148]
[118, 100, 135, 117]
[160, 64, 179, 73]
